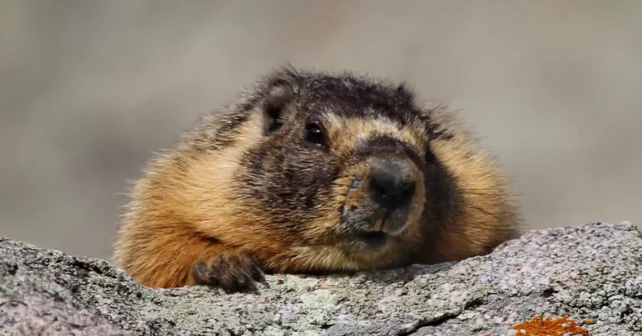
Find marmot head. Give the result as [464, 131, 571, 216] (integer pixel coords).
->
[181, 67, 459, 261]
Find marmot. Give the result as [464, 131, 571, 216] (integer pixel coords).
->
[113, 66, 520, 293]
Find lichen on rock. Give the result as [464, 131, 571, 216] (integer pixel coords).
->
[1, 221, 641, 335]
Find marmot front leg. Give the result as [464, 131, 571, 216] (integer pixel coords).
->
[118, 230, 267, 293]
[188, 249, 267, 293]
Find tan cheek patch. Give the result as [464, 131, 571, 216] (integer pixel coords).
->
[345, 188, 367, 210]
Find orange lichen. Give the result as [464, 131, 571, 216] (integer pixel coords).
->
[482, 315, 591, 336]
[510, 316, 590, 336]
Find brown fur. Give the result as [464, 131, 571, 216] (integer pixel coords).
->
[113, 67, 520, 292]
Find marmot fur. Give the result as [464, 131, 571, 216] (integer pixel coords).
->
[113, 67, 520, 293]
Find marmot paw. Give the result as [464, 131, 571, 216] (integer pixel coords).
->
[191, 251, 267, 293]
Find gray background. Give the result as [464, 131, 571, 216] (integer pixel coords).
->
[1, 1, 641, 260]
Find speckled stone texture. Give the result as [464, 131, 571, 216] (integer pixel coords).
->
[1, 221, 640, 336]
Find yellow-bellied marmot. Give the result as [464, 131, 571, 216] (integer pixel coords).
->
[113, 66, 520, 293]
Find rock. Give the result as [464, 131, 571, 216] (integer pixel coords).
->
[1, 222, 641, 336]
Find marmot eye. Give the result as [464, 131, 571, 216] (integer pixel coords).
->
[304, 123, 327, 148]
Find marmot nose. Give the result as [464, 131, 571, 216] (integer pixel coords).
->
[368, 159, 416, 209]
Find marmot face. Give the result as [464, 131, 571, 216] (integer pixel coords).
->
[228, 69, 447, 259]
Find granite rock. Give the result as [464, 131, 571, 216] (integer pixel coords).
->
[1, 221, 641, 335]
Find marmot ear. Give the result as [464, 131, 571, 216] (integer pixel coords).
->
[262, 80, 296, 135]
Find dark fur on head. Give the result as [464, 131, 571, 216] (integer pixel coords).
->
[114, 66, 520, 291]
[233, 68, 453, 254]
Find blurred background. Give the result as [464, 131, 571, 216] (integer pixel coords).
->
[1, 1, 641, 260]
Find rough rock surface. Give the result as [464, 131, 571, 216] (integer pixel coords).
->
[1, 222, 641, 336]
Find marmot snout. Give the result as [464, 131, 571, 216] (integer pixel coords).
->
[113, 66, 520, 293]
[341, 154, 422, 251]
